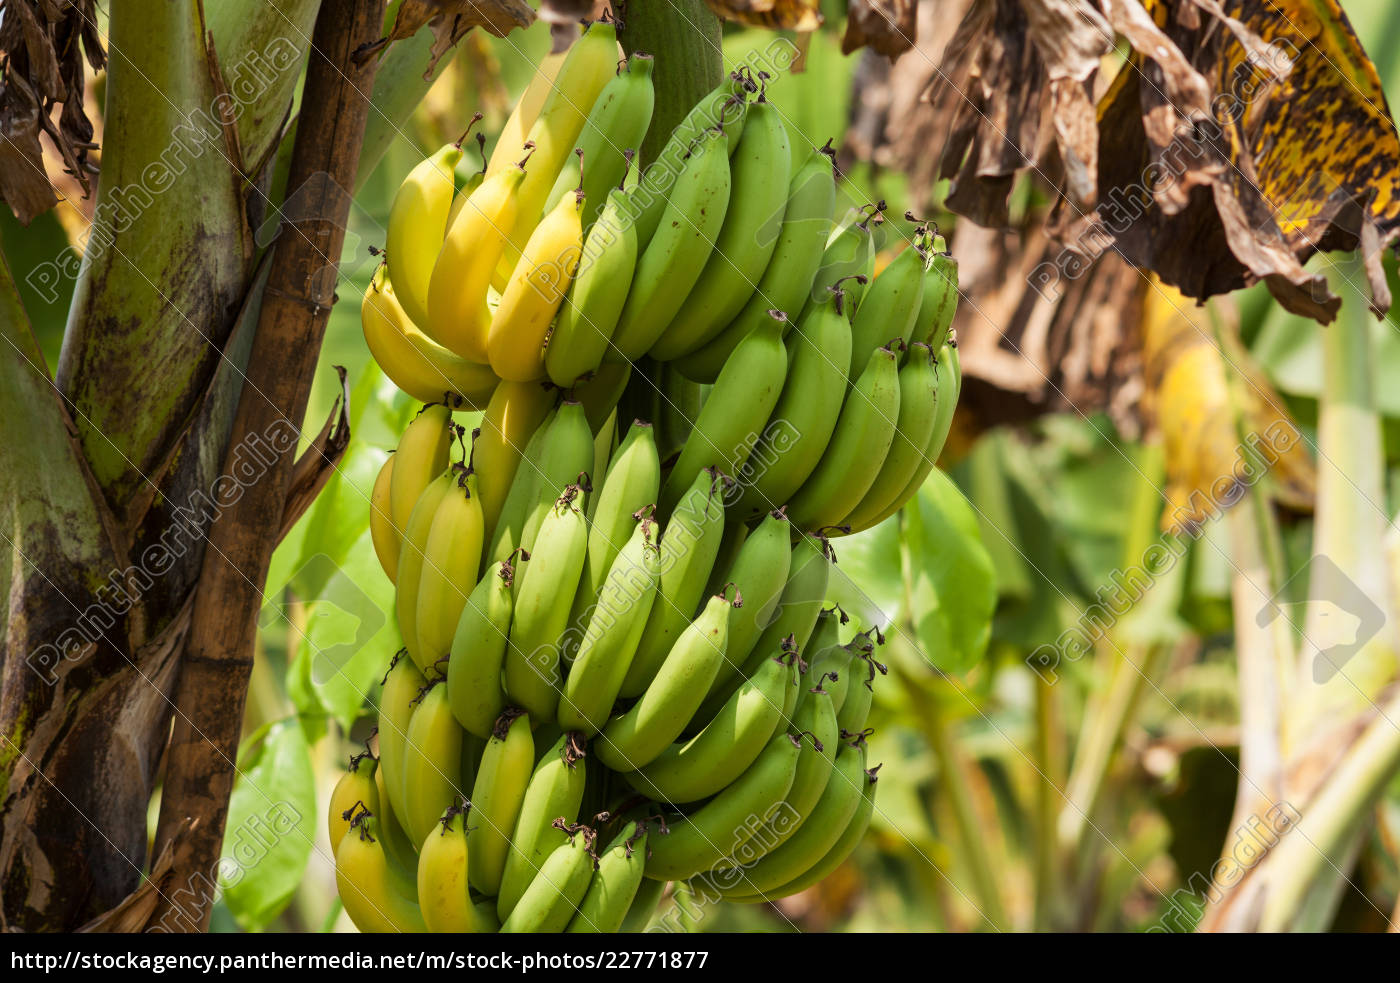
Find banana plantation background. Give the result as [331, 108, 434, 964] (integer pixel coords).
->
[5, 0, 1400, 933]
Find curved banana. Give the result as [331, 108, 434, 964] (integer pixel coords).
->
[746, 683, 840, 862]
[369, 453, 399, 584]
[546, 186, 641, 387]
[426, 158, 527, 359]
[416, 804, 477, 933]
[913, 246, 958, 353]
[389, 403, 454, 539]
[504, 485, 589, 723]
[487, 186, 585, 383]
[734, 283, 855, 519]
[731, 534, 833, 693]
[467, 708, 534, 897]
[500, 822, 597, 933]
[836, 639, 883, 734]
[328, 751, 379, 856]
[656, 315, 786, 517]
[485, 49, 567, 177]
[566, 821, 648, 933]
[400, 682, 467, 847]
[415, 465, 485, 673]
[371, 745, 421, 897]
[336, 813, 429, 933]
[619, 875, 667, 932]
[785, 345, 902, 531]
[802, 206, 877, 318]
[395, 470, 454, 669]
[501, 400, 594, 572]
[609, 127, 733, 360]
[700, 509, 792, 697]
[361, 269, 499, 407]
[387, 140, 465, 328]
[474, 380, 555, 549]
[849, 340, 960, 533]
[497, 21, 620, 286]
[545, 52, 655, 229]
[796, 642, 855, 718]
[446, 559, 516, 739]
[631, 72, 751, 247]
[629, 652, 788, 803]
[726, 748, 879, 903]
[597, 593, 735, 772]
[649, 97, 792, 361]
[713, 740, 865, 899]
[377, 651, 426, 829]
[484, 406, 555, 568]
[847, 238, 927, 380]
[671, 142, 837, 384]
[559, 513, 661, 735]
[643, 731, 799, 882]
[567, 419, 661, 648]
[843, 342, 939, 531]
[497, 733, 588, 922]
[621, 467, 729, 697]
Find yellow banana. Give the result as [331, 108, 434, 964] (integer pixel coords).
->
[369, 453, 399, 584]
[386, 137, 467, 329]
[426, 160, 527, 360]
[363, 270, 499, 406]
[486, 185, 585, 382]
[401, 681, 467, 847]
[416, 804, 478, 933]
[335, 812, 428, 933]
[328, 750, 379, 856]
[485, 50, 567, 178]
[496, 21, 620, 287]
[414, 464, 485, 673]
[395, 470, 454, 669]
[389, 403, 454, 539]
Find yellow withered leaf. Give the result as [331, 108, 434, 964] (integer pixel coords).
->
[1141, 279, 1314, 535]
[702, 0, 823, 32]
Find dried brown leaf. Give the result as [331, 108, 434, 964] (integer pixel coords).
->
[702, 0, 823, 32]
[384, 0, 536, 78]
[842, 0, 917, 59]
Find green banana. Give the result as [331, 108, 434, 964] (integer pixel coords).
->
[628, 651, 789, 803]
[621, 467, 729, 697]
[803, 206, 878, 317]
[415, 465, 485, 674]
[847, 236, 927, 380]
[672, 142, 837, 384]
[389, 403, 454, 539]
[484, 406, 555, 570]
[417, 804, 477, 933]
[446, 558, 516, 739]
[700, 509, 792, 697]
[619, 875, 667, 932]
[842, 341, 939, 531]
[545, 52, 655, 229]
[735, 282, 857, 519]
[401, 681, 467, 847]
[750, 682, 840, 859]
[501, 821, 597, 933]
[498, 733, 588, 921]
[596, 592, 736, 772]
[785, 344, 902, 531]
[546, 186, 641, 388]
[505, 484, 590, 723]
[836, 639, 885, 735]
[712, 739, 866, 899]
[511, 401, 595, 578]
[796, 642, 855, 718]
[648, 97, 792, 360]
[631, 72, 750, 246]
[610, 127, 733, 360]
[377, 651, 425, 830]
[559, 512, 661, 735]
[566, 821, 649, 933]
[565, 419, 661, 660]
[848, 340, 960, 533]
[653, 362, 706, 462]
[395, 471, 454, 670]
[913, 246, 958, 353]
[643, 731, 800, 881]
[372, 765, 421, 898]
[726, 748, 879, 903]
[656, 315, 787, 517]
[468, 708, 534, 897]
[805, 605, 846, 657]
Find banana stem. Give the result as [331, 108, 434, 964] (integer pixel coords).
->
[619, 0, 723, 167]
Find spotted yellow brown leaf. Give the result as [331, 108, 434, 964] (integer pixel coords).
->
[1141, 279, 1314, 535]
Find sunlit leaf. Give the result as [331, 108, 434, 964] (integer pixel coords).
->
[219, 721, 316, 931]
[703, 0, 823, 32]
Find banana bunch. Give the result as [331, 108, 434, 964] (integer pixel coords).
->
[338, 17, 975, 933]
